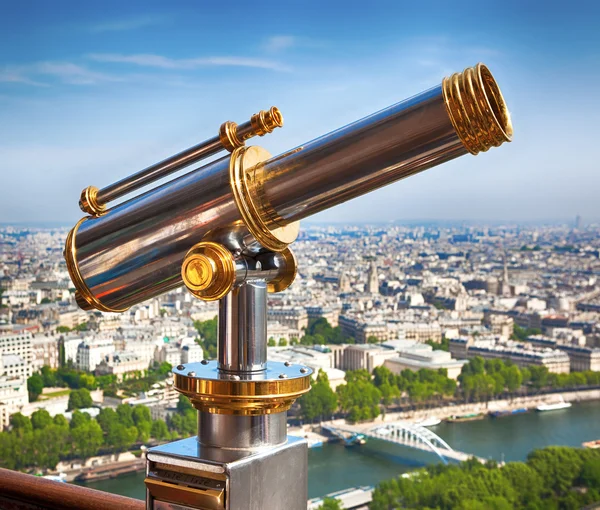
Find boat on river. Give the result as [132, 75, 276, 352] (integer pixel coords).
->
[536, 397, 572, 412]
[489, 408, 528, 418]
[446, 412, 484, 423]
[416, 416, 442, 427]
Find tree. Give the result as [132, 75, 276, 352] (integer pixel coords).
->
[10, 413, 32, 432]
[40, 366, 57, 387]
[177, 394, 193, 413]
[68, 388, 93, 410]
[27, 373, 44, 402]
[336, 370, 381, 423]
[298, 370, 338, 421]
[268, 337, 277, 347]
[318, 498, 343, 510]
[71, 420, 103, 458]
[116, 404, 135, 427]
[31, 409, 53, 430]
[194, 317, 218, 358]
[278, 338, 288, 347]
[151, 420, 170, 441]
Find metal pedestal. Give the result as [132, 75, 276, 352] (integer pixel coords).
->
[146, 435, 308, 510]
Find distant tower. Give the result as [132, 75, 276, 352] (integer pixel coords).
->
[339, 272, 351, 293]
[366, 261, 379, 294]
[499, 252, 511, 296]
[575, 215, 583, 230]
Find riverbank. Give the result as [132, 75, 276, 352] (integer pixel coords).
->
[330, 388, 600, 430]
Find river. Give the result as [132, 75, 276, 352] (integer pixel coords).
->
[78, 401, 600, 500]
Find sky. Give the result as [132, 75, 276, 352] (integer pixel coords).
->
[0, 0, 599, 225]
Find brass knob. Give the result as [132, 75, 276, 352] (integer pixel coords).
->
[181, 242, 236, 301]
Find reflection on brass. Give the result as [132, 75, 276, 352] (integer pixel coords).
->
[442, 63, 513, 155]
[219, 107, 284, 152]
[65, 218, 128, 313]
[145, 477, 225, 510]
[79, 186, 106, 216]
[174, 371, 311, 416]
[229, 146, 299, 252]
[181, 242, 236, 301]
[267, 248, 297, 293]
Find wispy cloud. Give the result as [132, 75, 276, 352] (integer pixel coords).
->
[262, 35, 297, 53]
[0, 61, 123, 86]
[89, 15, 166, 33]
[0, 69, 47, 87]
[88, 53, 292, 72]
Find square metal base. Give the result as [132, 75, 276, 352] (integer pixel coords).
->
[146, 436, 308, 510]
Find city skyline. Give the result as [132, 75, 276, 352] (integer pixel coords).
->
[1, 1, 600, 224]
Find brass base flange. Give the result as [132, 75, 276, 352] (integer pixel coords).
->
[172, 361, 312, 416]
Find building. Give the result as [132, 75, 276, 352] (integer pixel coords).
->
[268, 345, 346, 390]
[0, 331, 32, 376]
[267, 321, 300, 343]
[181, 343, 204, 364]
[402, 323, 443, 343]
[338, 315, 390, 344]
[341, 344, 397, 373]
[59, 335, 84, 366]
[366, 261, 379, 294]
[31, 335, 59, 371]
[526, 336, 600, 372]
[1, 354, 28, 379]
[0, 376, 28, 428]
[155, 344, 181, 367]
[382, 342, 467, 380]
[76, 337, 115, 372]
[95, 351, 147, 381]
[267, 306, 309, 331]
[449, 337, 570, 374]
[305, 306, 339, 327]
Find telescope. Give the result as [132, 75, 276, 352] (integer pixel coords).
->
[64, 63, 512, 510]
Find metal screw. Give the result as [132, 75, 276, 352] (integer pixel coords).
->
[176, 365, 185, 370]
[300, 367, 308, 374]
[201, 359, 209, 365]
[188, 371, 196, 377]
[284, 361, 291, 367]
[279, 373, 288, 379]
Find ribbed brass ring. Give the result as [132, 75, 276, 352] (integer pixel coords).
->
[173, 362, 312, 416]
[219, 121, 243, 152]
[230, 146, 299, 252]
[267, 247, 298, 293]
[79, 186, 106, 216]
[442, 63, 513, 155]
[64, 218, 128, 313]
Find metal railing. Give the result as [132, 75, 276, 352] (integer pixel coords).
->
[0, 467, 144, 510]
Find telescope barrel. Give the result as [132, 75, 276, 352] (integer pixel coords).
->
[257, 64, 512, 225]
[67, 63, 512, 313]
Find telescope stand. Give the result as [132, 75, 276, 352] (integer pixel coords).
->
[145, 246, 312, 510]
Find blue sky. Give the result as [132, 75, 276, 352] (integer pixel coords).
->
[1, 0, 599, 224]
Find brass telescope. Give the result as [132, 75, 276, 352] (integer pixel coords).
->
[65, 63, 512, 510]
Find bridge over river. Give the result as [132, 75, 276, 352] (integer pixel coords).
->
[323, 421, 487, 465]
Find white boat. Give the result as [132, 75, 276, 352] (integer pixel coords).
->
[416, 416, 442, 427]
[536, 397, 572, 412]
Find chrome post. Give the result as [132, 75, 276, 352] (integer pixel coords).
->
[218, 281, 268, 373]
